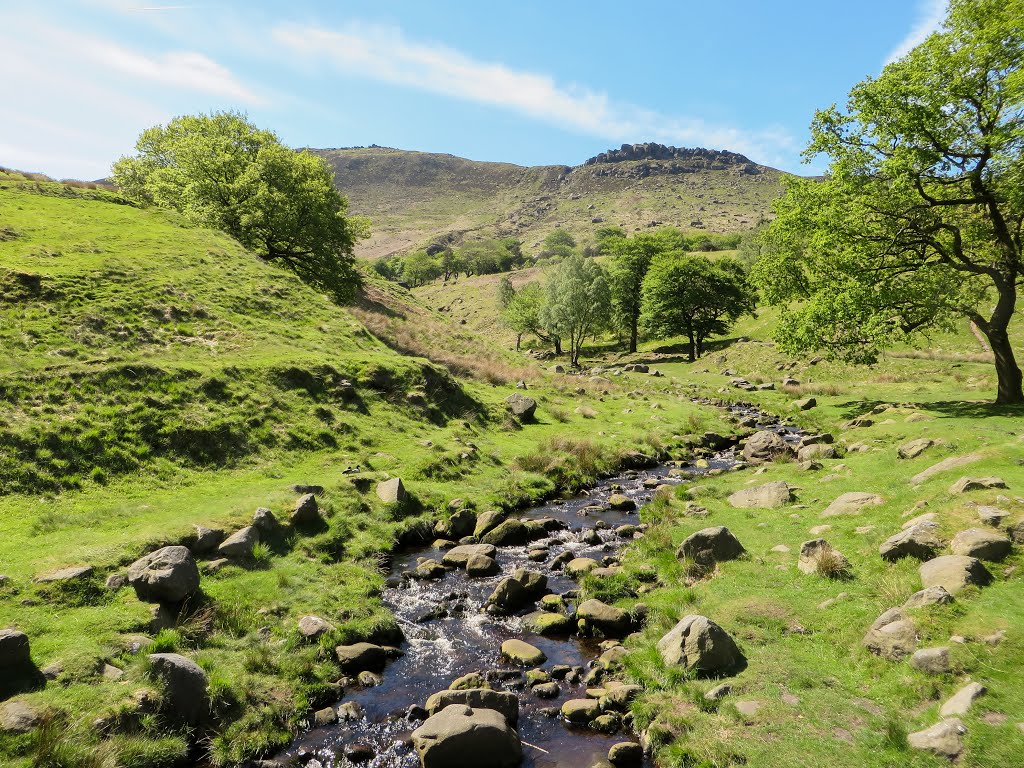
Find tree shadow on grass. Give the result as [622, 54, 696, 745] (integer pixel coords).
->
[922, 400, 1024, 420]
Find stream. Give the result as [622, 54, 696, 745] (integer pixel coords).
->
[284, 404, 802, 768]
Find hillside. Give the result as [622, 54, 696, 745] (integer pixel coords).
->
[312, 143, 786, 259]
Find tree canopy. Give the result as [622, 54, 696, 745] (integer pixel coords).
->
[641, 255, 755, 361]
[607, 232, 680, 352]
[112, 111, 365, 302]
[541, 255, 611, 366]
[752, 0, 1024, 403]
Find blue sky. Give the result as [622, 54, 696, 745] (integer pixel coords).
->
[1, 0, 948, 180]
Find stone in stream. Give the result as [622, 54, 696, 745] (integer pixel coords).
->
[512, 568, 548, 597]
[677, 526, 745, 562]
[486, 578, 531, 615]
[532, 681, 560, 699]
[412, 704, 522, 768]
[480, 519, 532, 547]
[657, 615, 744, 676]
[862, 608, 917, 660]
[821, 492, 883, 517]
[449, 672, 489, 690]
[465, 554, 499, 577]
[742, 430, 791, 463]
[377, 477, 407, 504]
[599, 684, 642, 711]
[919, 555, 992, 594]
[442, 544, 497, 568]
[566, 557, 600, 577]
[561, 698, 602, 725]
[908, 718, 966, 759]
[950, 529, 1012, 561]
[435, 508, 477, 540]
[524, 611, 573, 635]
[949, 476, 1007, 494]
[727, 481, 791, 509]
[500, 639, 546, 666]
[607, 494, 636, 511]
[426, 688, 519, 725]
[290, 494, 321, 525]
[879, 523, 943, 562]
[147, 653, 209, 727]
[576, 599, 633, 638]
[127, 546, 200, 604]
[474, 510, 507, 538]
[414, 559, 447, 580]
[218, 526, 259, 558]
[334, 642, 400, 673]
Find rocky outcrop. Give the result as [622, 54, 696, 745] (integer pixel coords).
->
[657, 615, 744, 676]
[412, 704, 522, 768]
[127, 546, 200, 604]
[949, 476, 1007, 494]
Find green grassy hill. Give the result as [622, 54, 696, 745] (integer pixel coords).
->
[314, 144, 785, 259]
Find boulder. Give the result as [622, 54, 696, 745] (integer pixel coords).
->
[797, 444, 836, 462]
[466, 554, 499, 577]
[607, 494, 636, 511]
[798, 539, 850, 576]
[298, 615, 335, 642]
[0, 629, 31, 668]
[879, 523, 943, 562]
[486, 578, 531, 614]
[291, 494, 321, 525]
[599, 684, 642, 712]
[500, 639, 546, 666]
[335, 642, 394, 673]
[576, 599, 632, 638]
[977, 506, 1009, 527]
[34, 565, 93, 583]
[939, 682, 986, 717]
[0, 701, 42, 733]
[910, 647, 951, 675]
[565, 557, 600, 577]
[512, 569, 547, 597]
[821, 492, 884, 517]
[218, 526, 259, 558]
[898, 439, 934, 460]
[127, 546, 200, 604]
[799, 433, 834, 447]
[742, 431, 791, 463]
[474, 510, 506, 538]
[919, 555, 992, 594]
[561, 698, 601, 725]
[414, 559, 447, 580]
[657, 615, 744, 676]
[442, 544, 498, 568]
[191, 525, 224, 555]
[412, 704, 522, 768]
[727, 481, 791, 509]
[903, 585, 955, 609]
[524, 611, 572, 635]
[437, 509, 476, 540]
[862, 608, 917, 659]
[908, 718, 965, 759]
[677, 526, 745, 562]
[377, 477, 407, 504]
[147, 653, 209, 727]
[505, 394, 537, 420]
[252, 506, 279, 532]
[909, 454, 983, 486]
[793, 397, 817, 411]
[426, 688, 519, 725]
[481, 519, 532, 547]
[949, 476, 1007, 494]
[950, 528, 1012, 561]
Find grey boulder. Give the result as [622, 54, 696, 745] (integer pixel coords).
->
[950, 528, 1012, 561]
[657, 615, 744, 676]
[677, 526, 745, 562]
[742, 431, 791, 463]
[505, 394, 537, 421]
[127, 546, 200, 603]
[412, 704, 522, 768]
[0, 629, 31, 669]
[862, 608, 917, 660]
[218, 526, 259, 558]
[727, 481, 791, 509]
[919, 555, 992, 594]
[147, 653, 209, 727]
[425, 688, 519, 725]
[879, 523, 942, 562]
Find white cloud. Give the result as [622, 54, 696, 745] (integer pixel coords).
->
[272, 22, 797, 167]
[884, 0, 947, 66]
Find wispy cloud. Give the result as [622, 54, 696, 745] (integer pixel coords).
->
[272, 21, 796, 167]
[884, 0, 947, 66]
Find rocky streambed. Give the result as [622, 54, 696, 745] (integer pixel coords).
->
[283, 405, 803, 768]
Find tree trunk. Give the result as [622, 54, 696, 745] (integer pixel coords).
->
[515, 333, 522, 352]
[975, 283, 1023, 405]
[629, 319, 638, 353]
[686, 333, 696, 363]
[554, 337, 562, 355]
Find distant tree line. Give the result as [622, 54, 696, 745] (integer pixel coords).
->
[498, 229, 755, 366]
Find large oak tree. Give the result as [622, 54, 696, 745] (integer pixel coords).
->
[753, 0, 1024, 403]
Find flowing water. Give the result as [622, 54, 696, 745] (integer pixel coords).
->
[284, 404, 802, 768]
